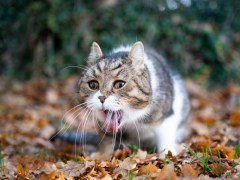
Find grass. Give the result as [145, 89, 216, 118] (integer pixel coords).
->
[184, 145, 219, 177]
[128, 169, 136, 180]
[126, 143, 138, 153]
[232, 144, 240, 169]
[117, 159, 126, 179]
[73, 157, 83, 164]
[185, 144, 240, 178]
[117, 158, 137, 180]
[232, 144, 240, 178]
[207, 144, 221, 177]
[201, 146, 209, 175]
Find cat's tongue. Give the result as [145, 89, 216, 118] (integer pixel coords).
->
[104, 111, 118, 133]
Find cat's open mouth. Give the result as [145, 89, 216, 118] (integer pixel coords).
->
[103, 110, 122, 133]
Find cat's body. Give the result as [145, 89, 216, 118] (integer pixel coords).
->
[109, 47, 190, 155]
[64, 42, 190, 155]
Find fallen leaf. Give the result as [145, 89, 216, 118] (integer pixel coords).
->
[102, 174, 113, 180]
[144, 162, 158, 174]
[119, 157, 136, 170]
[155, 164, 176, 180]
[137, 149, 147, 159]
[81, 167, 95, 178]
[17, 165, 25, 175]
[182, 163, 198, 178]
[47, 170, 57, 179]
[56, 171, 65, 180]
[228, 111, 240, 126]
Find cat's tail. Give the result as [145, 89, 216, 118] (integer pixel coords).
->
[50, 132, 99, 146]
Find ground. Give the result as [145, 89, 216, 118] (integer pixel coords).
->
[0, 75, 240, 180]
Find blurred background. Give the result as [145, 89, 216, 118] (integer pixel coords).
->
[1, 0, 240, 87]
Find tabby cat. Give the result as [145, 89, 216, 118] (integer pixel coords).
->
[73, 41, 191, 155]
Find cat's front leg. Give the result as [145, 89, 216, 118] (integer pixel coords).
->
[155, 115, 180, 157]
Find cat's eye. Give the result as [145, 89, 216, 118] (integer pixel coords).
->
[113, 81, 125, 89]
[89, 81, 99, 90]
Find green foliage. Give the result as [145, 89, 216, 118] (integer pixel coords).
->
[185, 145, 219, 177]
[73, 157, 83, 164]
[126, 143, 138, 153]
[0, 0, 240, 86]
[186, 144, 240, 177]
[201, 146, 209, 175]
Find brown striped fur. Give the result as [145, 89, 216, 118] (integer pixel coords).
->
[77, 51, 152, 111]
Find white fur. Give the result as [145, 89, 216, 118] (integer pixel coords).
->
[88, 91, 122, 123]
[111, 46, 132, 53]
[154, 76, 185, 155]
[89, 91, 119, 111]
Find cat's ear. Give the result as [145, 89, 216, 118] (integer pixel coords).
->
[128, 41, 145, 71]
[88, 42, 103, 64]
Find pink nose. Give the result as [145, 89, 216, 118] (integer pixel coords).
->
[98, 96, 107, 103]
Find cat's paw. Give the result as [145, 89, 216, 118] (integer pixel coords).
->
[158, 148, 177, 158]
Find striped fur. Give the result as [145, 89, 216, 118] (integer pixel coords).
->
[77, 42, 190, 155]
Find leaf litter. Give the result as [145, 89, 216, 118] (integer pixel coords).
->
[0, 76, 240, 179]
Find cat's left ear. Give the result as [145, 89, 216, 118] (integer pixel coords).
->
[128, 41, 145, 71]
[88, 42, 103, 65]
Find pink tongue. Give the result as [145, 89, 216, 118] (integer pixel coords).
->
[104, 111, 118, 133]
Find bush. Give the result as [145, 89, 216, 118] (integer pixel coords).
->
[0, 0, 240, 86]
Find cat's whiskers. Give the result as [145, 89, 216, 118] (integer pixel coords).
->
[61, 105, 88, 137]
[79, 108, 93, 156]
[92, 109, 99, 134]
[96, 111, 113, 149]
[112, 129, 116, 154]
[60, 65, 92, 74]
[81, 108, 93, 155]
[117, 127, 123, 150]
[74, 106, 92, 157]
[50, 103, 88, 140]
[60, 102, 88, 129]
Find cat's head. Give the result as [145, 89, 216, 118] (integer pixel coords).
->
[77, 42, 152, 132]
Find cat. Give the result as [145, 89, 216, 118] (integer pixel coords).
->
[55, 41, 191, 156]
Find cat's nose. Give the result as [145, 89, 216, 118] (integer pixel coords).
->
[98, 96, 107, 103]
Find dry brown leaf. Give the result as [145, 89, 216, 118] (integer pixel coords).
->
[182, 163, 198, 178]
[39, 162, 57, 174]
[90, 152, 112, 161]
[56, 171, 65, 180]
[144, 162, 158, 174]
[228, 111, 240, 126]
[102, 174, 113, 180]
[154, 164, 176, 180]
[47, 170, 57, 179]
[60, 161, 84, 178]
[81, 167, 95, 178]
[137, 149, 147, 159]
[17, 165, 25, 175]
[119, 157, 136, 171]
[56, 162, 65, 169]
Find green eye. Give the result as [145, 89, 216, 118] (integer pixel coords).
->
[113, 81, 125, 89]
[89, 81, 99, 90]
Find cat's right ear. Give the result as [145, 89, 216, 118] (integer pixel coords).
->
[128, 41, 145, 71]
[88, 42, 103, 65]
